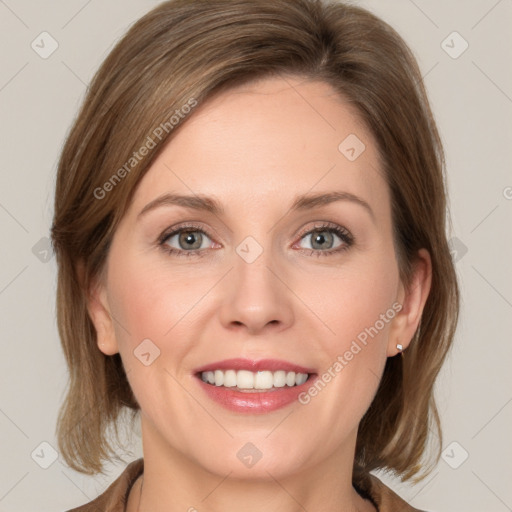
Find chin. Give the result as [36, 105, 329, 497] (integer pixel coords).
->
[189, 434, 317, 481]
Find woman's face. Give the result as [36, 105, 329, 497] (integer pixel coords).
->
[91, 75, 425, 480]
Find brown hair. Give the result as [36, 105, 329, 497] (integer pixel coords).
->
[51, 0, 459, 481]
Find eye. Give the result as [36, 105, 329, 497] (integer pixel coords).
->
[157, 221, 354, 259]
[295, 223, 354, 256]
[169, 230, 208, 250]
[159, 224, 216, 257]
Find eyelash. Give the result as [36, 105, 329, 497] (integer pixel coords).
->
[157, 222, 354, 259]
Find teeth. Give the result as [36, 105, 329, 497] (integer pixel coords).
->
[200, 369, 309, 390]
[237, 370, 254, 389]
[286, 371, 296, 386]
[273, 370, 286, 388]
[254, 371, 273, 389]
[224, 369, 237, 387]
[214, 370, 224, 386]
[295, 372, 308, 385]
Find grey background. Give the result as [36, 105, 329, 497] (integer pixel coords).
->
[0, 0, 511, 510]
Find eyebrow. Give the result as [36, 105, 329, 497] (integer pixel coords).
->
[137, 191, 375, 221]
[138, 194, 223, 218]
[292, 191, 374, 221]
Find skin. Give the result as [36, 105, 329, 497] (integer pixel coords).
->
[88, 75, 431, 512]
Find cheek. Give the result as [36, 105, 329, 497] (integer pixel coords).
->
[314, 247, 399, 351]
[105, 247, 225, 381]
[299, 250, 399, 422]
[104, 252, 215, 432]
[107, 248, 214, 340]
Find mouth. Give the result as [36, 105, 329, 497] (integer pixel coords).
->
[198, 369, 310, 391]
[193, 358, 317, 412]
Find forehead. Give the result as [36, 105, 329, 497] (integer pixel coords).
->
[127, 75, 389, 220]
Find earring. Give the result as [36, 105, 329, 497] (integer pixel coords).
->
[396, 343, 403, 352]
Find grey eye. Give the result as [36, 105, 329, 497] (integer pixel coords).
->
[300, 230, 343, 251]
[164, 230, 212, 251]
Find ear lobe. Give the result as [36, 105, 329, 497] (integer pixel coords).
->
[82, 266, 119, 356]
[387, 249, 432, 357]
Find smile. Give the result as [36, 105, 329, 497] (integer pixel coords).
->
[200, 369, 309, 390]
[194, 358, 317, 413]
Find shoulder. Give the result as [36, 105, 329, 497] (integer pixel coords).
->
[355, 472, 434, 512]
[65, 458, 144, 512]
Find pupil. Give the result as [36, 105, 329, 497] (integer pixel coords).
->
[180, 231, 201, 250]
[312, 231, 332, 250]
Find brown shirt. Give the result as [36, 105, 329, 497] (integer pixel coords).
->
[66, 458, 427, 512]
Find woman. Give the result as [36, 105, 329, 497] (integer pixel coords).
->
[51, 0, 459, 510]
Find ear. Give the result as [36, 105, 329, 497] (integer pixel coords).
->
[386, 248, 432, 357]
[79, 261, 119, 356]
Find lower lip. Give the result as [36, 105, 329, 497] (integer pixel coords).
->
[195, 374, 316, 413]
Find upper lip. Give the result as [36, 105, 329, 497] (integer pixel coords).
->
[194, 358, 316, 375]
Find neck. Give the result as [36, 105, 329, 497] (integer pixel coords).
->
[127, 423, 376, 512]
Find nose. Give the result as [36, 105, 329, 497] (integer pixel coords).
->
[218, 247, 295, 336]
